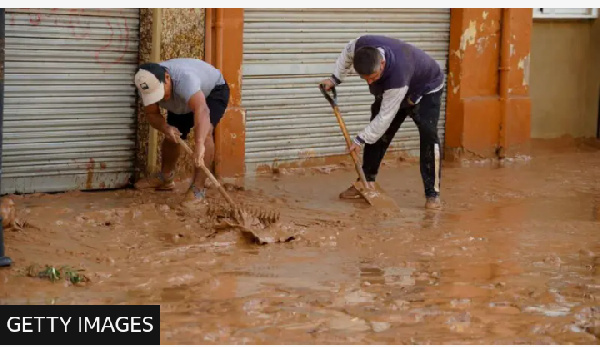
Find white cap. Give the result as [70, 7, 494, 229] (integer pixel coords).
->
[134, 69, 165, 106]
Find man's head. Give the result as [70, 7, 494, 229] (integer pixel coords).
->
[353, 47, 385, 85]
[134, 63, 173, 106]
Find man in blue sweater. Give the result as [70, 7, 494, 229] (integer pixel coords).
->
[320, 35, 443, 209]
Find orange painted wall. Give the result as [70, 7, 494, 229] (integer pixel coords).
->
[212, 8, 535, 178]
[207, 9, 246, 184]
[501, 9, 532, 157]
[446, 8, 532, 159]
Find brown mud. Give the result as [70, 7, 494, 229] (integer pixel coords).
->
[1, 138, 600, 344]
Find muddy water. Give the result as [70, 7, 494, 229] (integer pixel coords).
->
[1, 138, 600, 344]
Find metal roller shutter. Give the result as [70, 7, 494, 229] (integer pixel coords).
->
[242, 8, 450, 171]
[2, 8, 139, 194]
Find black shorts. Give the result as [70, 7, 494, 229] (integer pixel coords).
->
[166, 83, 230, 139]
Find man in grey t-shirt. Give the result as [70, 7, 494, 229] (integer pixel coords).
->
[134, 58, 230, 200]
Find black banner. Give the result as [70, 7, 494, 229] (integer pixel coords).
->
[0, 305, 160, 345]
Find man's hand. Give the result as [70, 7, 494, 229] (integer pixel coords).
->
[348, 135, 364, 156]
[164, 125, 181, 143]
[194, 142, 205, 168]
[348, 142, 361, 156]
[319, 78, 335, 91]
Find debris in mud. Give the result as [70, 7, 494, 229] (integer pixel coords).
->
[370, 321, 391, 333]
[573, 306, 600, 339]
[207, 201, 280, 225]
[446, 312, 471, 332]
[1, 197, 38, 231]
[327, 311, 371, 332]
[278, 168, 307, 176]
[212, 215, 302, 245]
[543, 255, 562, 267]
[241, 224, 302, 245]
[205, 202, 299, 245]
[25, 264, 90, 285]
[336, 290, 376, 305]
[524, 304, 570, 317]
[1, 197, 16, 228]
[384, 267, 416, 286]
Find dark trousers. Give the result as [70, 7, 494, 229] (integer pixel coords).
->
[362, 89, 442, 198]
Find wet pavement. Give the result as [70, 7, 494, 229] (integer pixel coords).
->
[1, 138, 599, 344]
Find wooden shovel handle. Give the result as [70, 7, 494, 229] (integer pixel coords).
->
[320, 85, 369, 186]
[197, 164, 236, 207]
[332, 106, 369, 185]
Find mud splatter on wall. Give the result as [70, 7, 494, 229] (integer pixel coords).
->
[136, 8, 205, 180]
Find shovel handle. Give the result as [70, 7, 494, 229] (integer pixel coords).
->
[331, 107, 367, 184]
[319, 84, 338, 107]
[197, 162, 237, 207]
[319, 85, 369, 186]
[176, 138, 237, 207]
[177, 137, 193, 155]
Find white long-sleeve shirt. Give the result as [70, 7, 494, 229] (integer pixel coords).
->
[330, 36, 444, 144]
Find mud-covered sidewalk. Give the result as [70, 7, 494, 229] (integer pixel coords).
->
[1, 138, 599, 344]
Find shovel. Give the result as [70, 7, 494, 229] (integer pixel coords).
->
[176, 137, 279, 224]
[319, 84, 398, 209]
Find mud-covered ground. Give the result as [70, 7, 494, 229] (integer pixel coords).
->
[1, 138, 599, 344]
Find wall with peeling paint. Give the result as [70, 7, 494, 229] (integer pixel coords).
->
[446, 9, 532, 159]
[531, 18, 600, 138]
[454, 11, 501, 96]
[136, 8, 205, 179]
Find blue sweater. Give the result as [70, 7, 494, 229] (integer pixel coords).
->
[355, 35, 444, 105]
[331, 35, 444, 144]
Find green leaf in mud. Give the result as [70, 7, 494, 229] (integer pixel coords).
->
[25, 264, 90, 285]
[61, 266, 89, 285]
[38, 265, 61, 282]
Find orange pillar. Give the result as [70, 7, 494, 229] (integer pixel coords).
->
[500, 9, 532, 157]
[207, 9, 246, 185]
[445, 9, 532, 159]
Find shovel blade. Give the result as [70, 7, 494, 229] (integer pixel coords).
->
[353, 181, 399, 209]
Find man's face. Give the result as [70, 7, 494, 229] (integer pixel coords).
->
[163, 73, 172, 101]
[359, 60, 385, 85]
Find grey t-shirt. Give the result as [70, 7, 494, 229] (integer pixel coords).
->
[158, 58, 225, 115]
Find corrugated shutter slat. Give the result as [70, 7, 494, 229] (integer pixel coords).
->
[2, 8, 139, 193]
[242, 8, 450, 170]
